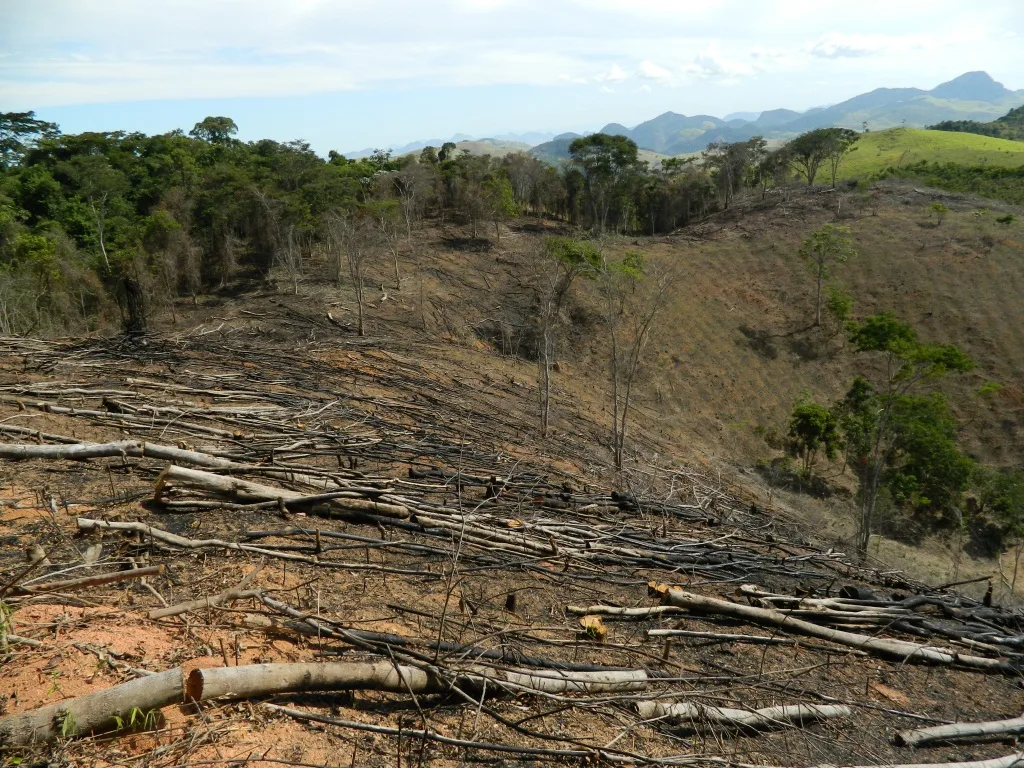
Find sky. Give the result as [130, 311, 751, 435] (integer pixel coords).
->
[2, 0, 1023, 155]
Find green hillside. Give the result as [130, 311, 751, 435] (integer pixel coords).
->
[837, 128, 1024, 179]
[930, 105, 1024, 141]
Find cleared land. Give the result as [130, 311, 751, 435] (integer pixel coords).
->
[838, 128, 1024, 179]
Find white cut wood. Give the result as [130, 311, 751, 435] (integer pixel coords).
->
[187, 662, 439, 701]
[0, 668, 183, 747]
[565, 605, 686, 619]
[895, 714, 1024, 747]
[661, 588, 1017, 674]
[156, 465, 409, 518]
[0, 440, 236, 467]
[636, 701, 850, 728]
[819, 754, 1024, 768]
[489, 668, 648, 694]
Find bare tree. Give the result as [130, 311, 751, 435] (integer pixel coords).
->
[366, 199, 403, 290]
[520, 238, 600, 435]
[327, 212, 376, 337]
[598, 251, 672, 469]
[390, 164, 432, 245]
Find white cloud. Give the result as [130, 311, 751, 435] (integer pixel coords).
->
[808, 33, 890, 59]
[638, 60, 672, 82]
[1, 0, 1022, 111]
[596, 63, 629, 83]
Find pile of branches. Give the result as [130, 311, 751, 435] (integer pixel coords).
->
[2, 332, 1023, 767]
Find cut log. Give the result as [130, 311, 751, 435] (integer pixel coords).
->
[0, 668, 183, 747]
[658, 588, 1019, 675]
[14, 565, 164, 595]
[821, 754, 1024, 768]
[647, 629, 791, 645]
[488, 668, 648, 694]
[636, 701, 850, 729]
[0, 440, 236, 468]
[188, 662, 649, 701]
[566, 604, 686, 619]
[895, 714, 1024, 747]
[155, 465, 410, 518]
[149, 588, 262, 620]
[187, 661, 439, 701]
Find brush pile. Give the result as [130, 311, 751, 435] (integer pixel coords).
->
[2, 326, 1023, 767]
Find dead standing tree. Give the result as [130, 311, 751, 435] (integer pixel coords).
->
[326, 210, 378, 336]
[526, 237, 601, 436]
[598, 249, 672, 470]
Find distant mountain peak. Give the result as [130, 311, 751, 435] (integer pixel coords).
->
[930, 71, 1011, 102]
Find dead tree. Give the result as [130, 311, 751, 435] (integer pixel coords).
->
[598, 251, 672, 469]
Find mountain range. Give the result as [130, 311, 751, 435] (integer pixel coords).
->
[529, 71, 1024, 162]
[348, 72, 1023, 162]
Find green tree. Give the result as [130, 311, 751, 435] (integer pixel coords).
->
[975, 468, 1024, 590]
[482, 175, 518, 241]
[788, 398, 841, 475]
[189, 116, 239, 145]
[798, 224, 857, 327]
[930, 202, 949, 226]
[824, 128, 859, 188]
[59, 154, 129, 270]
[0, 112, 59, 169]
[841, 314, 974, 558]
[568, 133, 640, 234]
[785, 128, 857, 188]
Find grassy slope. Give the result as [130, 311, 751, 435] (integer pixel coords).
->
[838, 128, 1024, 179]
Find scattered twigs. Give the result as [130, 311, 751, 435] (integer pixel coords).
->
[149, 561, 264, 620]
[895, 713, 1024, 748]
[263, 703, 602, 762]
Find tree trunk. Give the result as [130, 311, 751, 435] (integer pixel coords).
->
[636, 701, 850, 730]
[355, 268, 365, 336]
[0, 668, 183, 747]
[896, 714, 1024, 748]
[814, 262, 824, 327]
[122, 276, 147, 337]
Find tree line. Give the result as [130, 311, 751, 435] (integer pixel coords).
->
[0, 111, 864, 336]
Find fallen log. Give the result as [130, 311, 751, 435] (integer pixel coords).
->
[149, 588, 262, 620]
[490, 668, 648, 694]
[188, 662, 648, 701]
[0, 440, 236, 468]
[656, 587, 1019, 674]
[14, 565, 165, 595]
[187, 661, 439, 701]
[566, 605, 686, 619]
[0, 667, 183, 747]
[647, 629, 791, 645]
[822, 754, 1024, 768]
[155, 465, 410, 518]
[636, 701, 850, 729]
[895, 713, 1024, 747]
